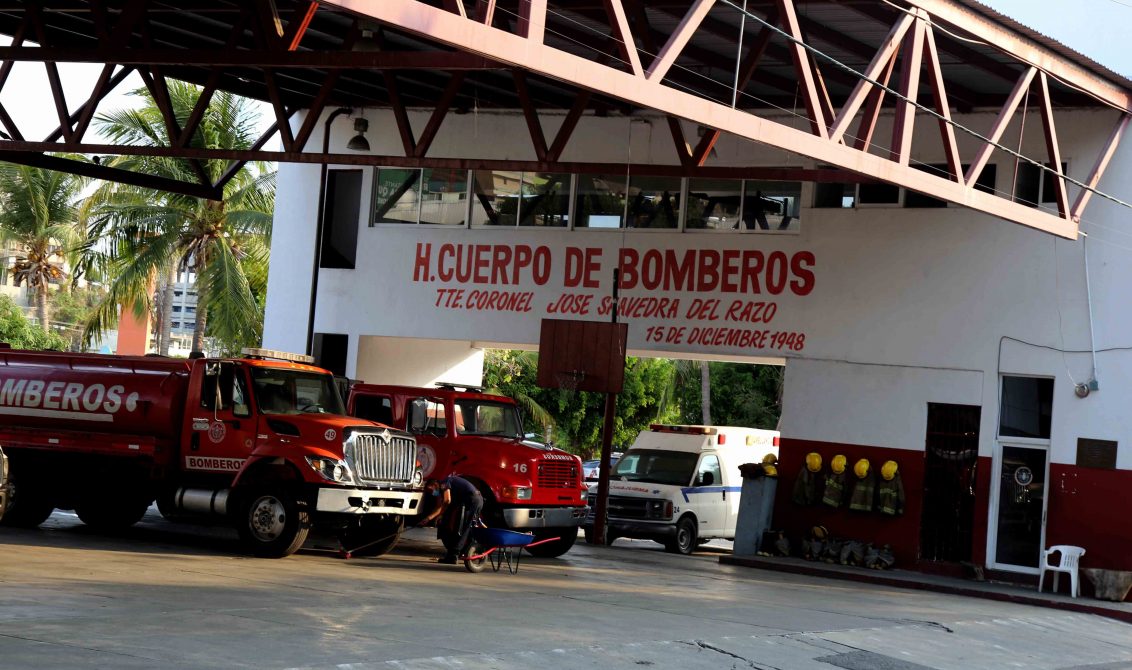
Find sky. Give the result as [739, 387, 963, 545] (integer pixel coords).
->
[979, 0, 1132, 77]
[0, 2, 1128, 147]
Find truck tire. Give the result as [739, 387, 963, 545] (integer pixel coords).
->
[75, 491, 151, 530]
[235, 486, 311, 558]
[525, 528, 578, 558]
[0, 467, 54, 528]
[665, 515, 698, 555]
[339, 516, 403, 557]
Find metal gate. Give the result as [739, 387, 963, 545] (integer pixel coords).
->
[920, 403, 981, 563]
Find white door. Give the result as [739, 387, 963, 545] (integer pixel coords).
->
[688, 455, 726, 537]
[989, 443, 1049, 573]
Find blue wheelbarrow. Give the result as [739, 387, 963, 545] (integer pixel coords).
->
[461, 527, 559, 574]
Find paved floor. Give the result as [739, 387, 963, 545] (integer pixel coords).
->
[2, 509, 1132, 670]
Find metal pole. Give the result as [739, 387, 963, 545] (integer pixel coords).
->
[305, 107, 353, 356]
[593, 268, 620, 545]
[731, 0, 747, 108]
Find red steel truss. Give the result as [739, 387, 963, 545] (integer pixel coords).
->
[0, 1, 1127, 237]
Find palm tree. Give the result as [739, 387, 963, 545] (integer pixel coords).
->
[0, 163, 86, 332]
[82, 82, 274, 353]
[659, 359, 711, 425]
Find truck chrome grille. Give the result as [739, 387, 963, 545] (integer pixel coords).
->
[346, 431, 417, 484]
[587, 494, 650, 520]
[537, 461, 577, 489]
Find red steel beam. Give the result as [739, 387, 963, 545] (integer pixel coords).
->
[922, 24, 961, 180]
[890, 14, 925, 165]
[828, 12, 913, 144]
[1072, 114, 1131, 222]
[325, 0, 1078, 238]
[0, 47, 504, 70]
[904, 0, 1132, 113]
[773, 0, 827, 138]
[646, 0, 715, 83]
[513, 70, 549, 161]
[1036, 72, 1070, 219]
[412, 72, 466, 158]
[964, 67, 1037, 186]
[0, 139, 876, 182]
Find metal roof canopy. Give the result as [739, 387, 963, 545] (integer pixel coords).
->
[0, 1, 1127, 237]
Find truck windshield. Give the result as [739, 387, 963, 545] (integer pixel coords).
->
[452, 400, 523, 438]
[251, 368, 345, 415]
[612, 450, 699, 486]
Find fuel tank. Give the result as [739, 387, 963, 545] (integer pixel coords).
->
[0, 349, 192, 439]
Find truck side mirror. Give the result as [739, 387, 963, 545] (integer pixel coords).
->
[409, 398, 429, 433]
[699, 471, 714, 486]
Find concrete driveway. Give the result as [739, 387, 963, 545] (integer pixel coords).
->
[1, 509, 1130, 670]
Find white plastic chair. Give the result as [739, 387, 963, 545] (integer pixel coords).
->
[1038, 545, 1086, 598]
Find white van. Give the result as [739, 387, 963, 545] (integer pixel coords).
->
[584, 424, 779, 554]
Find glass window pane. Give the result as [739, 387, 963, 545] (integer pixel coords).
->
[743, 181, 801, 231]
[373, 168, 421, 223]
[686, 178, 742, 230]
[575, 173, 627, 228]
[419, 168, 468, 225]
[626, 175, 682, 229]
[471, 170, 520, 226]
[999, 376, 1053, 439]
[813, 181, 854, 208]
[519, 172, 570, 227]
[859, 182, 900, 205]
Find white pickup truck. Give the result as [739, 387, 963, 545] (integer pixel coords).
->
[584, 424, 779, 554]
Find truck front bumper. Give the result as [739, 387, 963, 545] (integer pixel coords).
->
[584, 517, 677, 541]
[315, 487, 422, 515]
[503, 505, 588, 529]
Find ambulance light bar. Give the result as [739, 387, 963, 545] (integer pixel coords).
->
[649, 424, 717, 435]
[241, 348, 316, 364]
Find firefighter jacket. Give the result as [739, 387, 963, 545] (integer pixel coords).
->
[877, 472, 906, 516]
[821, 471, 848, 508]
[792, 467, 821, 506]
[848, 471, 877, 512]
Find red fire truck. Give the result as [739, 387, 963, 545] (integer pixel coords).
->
[0, 348, 422, 558]
[347, 384, 588, 557]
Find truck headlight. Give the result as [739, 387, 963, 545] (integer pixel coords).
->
[413, 470, 423, 486]
[305, 456, 355, 484]
[648, 500, 673, 520]
[579, 489, 588, 503]
[502, 486, 532, 500]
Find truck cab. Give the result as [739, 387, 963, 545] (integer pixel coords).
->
[348, 383, 588, 557]
[585, 424, 779, 554]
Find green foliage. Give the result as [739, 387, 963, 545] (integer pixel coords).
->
[0, 295, 67, 350]
[675, 361, 783, 429]
[48, 286, 106, 351]
[482, 349, 677, 457]
[81, 83, 274, 353]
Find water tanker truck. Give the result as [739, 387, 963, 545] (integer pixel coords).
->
[0, 347, 422, 558]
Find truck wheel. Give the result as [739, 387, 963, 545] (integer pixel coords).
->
[525, 528, 578, 558]
[236, 487, 311, 558]
[665, 516, 698, 555]
[339, 516, 403, 557]
[0, 468, 54, 528]
[75, 491, 151, 530]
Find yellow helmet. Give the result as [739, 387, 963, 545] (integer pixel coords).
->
[831, 454, 847, 475]
[805, 452, 822, 473]
[763, 464, 778, 477]
[854, 458, 870, 479]
[762, 452, 778, 465]
[881, 460, 899, 481]
[811, 525, 828, 540]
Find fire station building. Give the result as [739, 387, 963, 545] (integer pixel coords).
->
[263, 0, 1132, 588]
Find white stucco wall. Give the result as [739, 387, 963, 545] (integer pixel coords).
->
[264, 105, 1132, 473]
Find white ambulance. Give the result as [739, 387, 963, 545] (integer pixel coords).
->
[584, 424, 779, 554]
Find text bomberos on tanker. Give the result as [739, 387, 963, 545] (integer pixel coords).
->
[0, 378, 140, 417]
